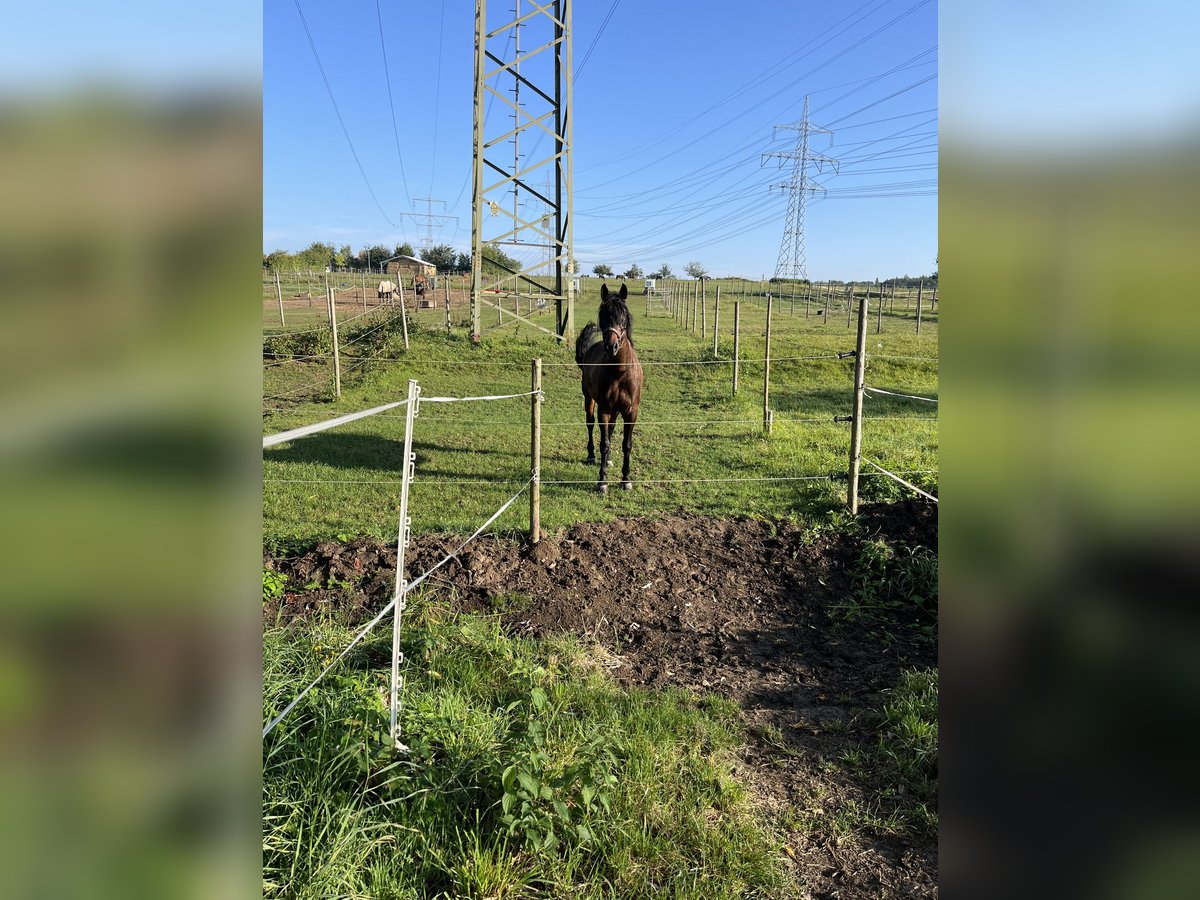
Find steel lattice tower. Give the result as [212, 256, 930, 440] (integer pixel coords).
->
[471, 0, 574, 343]
[762, 96, 837, 282]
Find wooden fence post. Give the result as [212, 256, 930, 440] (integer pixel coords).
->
[847, 283, 854, 328]
[848, 291, 868, 513]
[530, 358, 541, 544]
[327, 283, 341, 399]
[876, 279, 883, 334]
[275, 270, 285, 326]
[805, 282, 811, 319]
[701, 279, 707, 336]
[446, 278, 453, 336]
[712, 285, 720, 357]
[763, 293, 773, 435]
[916, 279, 924, 335]
[823, 281, 830, 324]
[732, 300, 741, 396]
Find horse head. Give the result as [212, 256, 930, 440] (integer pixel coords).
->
[599, 282, 631, 356]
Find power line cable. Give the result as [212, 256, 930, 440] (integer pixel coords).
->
[292, 0, 395, 226]
[375, 0, 413, 213]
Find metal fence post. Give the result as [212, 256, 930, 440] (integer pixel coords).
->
[530, 358, 542, 544]
[763, 293, 773, 435]
[390, 378, 419, 748]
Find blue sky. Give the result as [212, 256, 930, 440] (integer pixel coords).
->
[265, 0, 938, 281]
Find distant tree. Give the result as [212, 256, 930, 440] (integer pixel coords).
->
[358, 244, 393, 272]
[264, 249, 292, 271]
[394, 242, 415, 259]
[481, 242, 521, 275]
[455, 252, 471, 273]
[294, 241, 336, 270]
[625, 263, 643, 279]
[421, 243, 458, 271]
[592, 263, 613, 277]
[334, 244, 353, 269]
[684, 261, 707, 279]
[652, 263, 673, 279]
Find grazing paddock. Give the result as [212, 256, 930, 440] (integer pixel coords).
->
[262, 274, 939, 899]
[262, 278, 936, 541]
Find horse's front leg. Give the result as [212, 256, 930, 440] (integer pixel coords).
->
[596, 410, 613, 493]
[620, 417, 636, 490]
[583, 394, 596, 464]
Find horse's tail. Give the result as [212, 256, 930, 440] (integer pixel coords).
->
[576, 322, 599, 365]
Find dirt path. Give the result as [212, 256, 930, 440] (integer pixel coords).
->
[265, 500, 938, 897]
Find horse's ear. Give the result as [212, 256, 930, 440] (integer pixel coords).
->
[601, 283, 609, 301]
[619, 283, 628, 300]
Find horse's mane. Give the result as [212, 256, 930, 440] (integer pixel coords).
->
[576, 322, 601, 365]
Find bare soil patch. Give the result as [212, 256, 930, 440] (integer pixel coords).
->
[265, 500, 937, 898]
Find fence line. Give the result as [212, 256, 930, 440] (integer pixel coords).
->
[864, 459, 939, 503]
[364, 415, 840, 426]
[337, 310, 409, 348]
[263, 353, 334, 366]
[262, 389, 544, 448]
[538, 352, 844, 368]
[263, 399, 412, 448]
[263, 379, 333, 404]
[263, 469, 939, 487]
[262, 478, 532, 738]
[421, 390, 542, 404]
[264, 324, 331, 339]
[864, 386, 938, 404]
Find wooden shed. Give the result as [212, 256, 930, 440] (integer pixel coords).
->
[385, 255, 437, 280]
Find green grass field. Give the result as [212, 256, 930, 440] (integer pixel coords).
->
[263, 278, 937, 546]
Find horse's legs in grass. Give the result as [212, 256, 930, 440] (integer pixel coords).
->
[597, 409, 613, 492]
[620, 416, 636, 489]
[583, 393, 596, 464]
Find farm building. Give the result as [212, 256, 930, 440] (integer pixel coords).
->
[386, 255, 438, 279]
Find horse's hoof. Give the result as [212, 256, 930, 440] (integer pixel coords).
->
[620, 480, 632, 491]
[584, 456, 596, 465]
[596, 482, 608, 494]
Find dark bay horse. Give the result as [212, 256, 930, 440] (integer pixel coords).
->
[576, 283, 644, 492]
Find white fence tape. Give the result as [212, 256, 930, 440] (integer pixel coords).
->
[864, 386, 938, 404]
[262, 399, 411, 448]
[421, 390, 543, 403]
[864, 459, 939, 503]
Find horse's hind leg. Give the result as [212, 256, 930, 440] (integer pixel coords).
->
[583, 393, 596, 464]
[620, 416, 636, 490]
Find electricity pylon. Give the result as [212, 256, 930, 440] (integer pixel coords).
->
[471, 0, 574, 343]
[761, 95, 837, 283]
